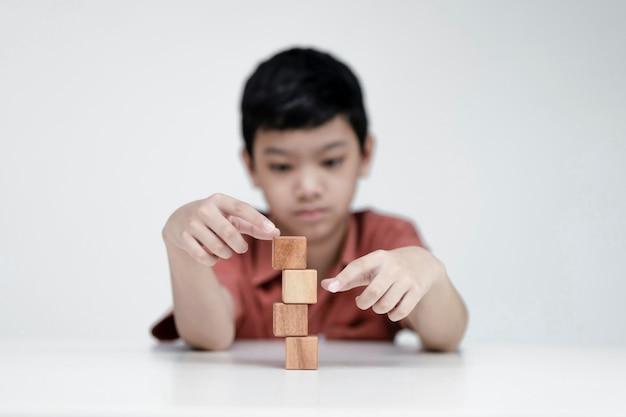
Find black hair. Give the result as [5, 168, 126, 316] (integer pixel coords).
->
[241, 47, 368, 157]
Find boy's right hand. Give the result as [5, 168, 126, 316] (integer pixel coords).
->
[162, 193, 280, 266]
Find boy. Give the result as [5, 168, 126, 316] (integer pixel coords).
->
[151, 47, 468, 352]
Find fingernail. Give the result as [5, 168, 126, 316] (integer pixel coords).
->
[328, 280, 340, 293]
[263, 220, 276, 232]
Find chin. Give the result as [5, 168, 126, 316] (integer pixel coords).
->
[277, 210, 347, 241]
[301, 220, 345, 244]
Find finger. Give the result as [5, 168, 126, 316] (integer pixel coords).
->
[387, 287, 422, 322]
[322, 250, 384, 293]
[212, 194, 279, 239]
[228, 215, 280, 241]
[354, 275, 396, 311]
[181, 232, 219, 266]
[198, 212, 249, 254]
[364, 281, 408, 314]
[189, 220, 235, 259]
[196, 241, 221, 266]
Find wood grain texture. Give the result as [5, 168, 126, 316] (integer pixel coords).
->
[272, 302, 308, 337]
[282, 269, 317, 304]
[285, 335, 318, 370]
[272, 236, 307, 270]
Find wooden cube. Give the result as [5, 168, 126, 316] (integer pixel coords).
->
[285, 335, 318, 370]
[272, 236, 306, 270]
[273, 302, 308, 337]
[282, 269, 317, 304]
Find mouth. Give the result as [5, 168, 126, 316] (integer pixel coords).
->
[295, 208, 328, 222]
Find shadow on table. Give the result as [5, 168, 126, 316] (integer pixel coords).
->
[149, 338, 463, 369]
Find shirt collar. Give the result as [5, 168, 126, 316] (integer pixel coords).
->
[250, 213, 358, 286]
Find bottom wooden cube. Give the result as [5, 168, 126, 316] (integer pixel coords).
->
[285, 335, 318, 370]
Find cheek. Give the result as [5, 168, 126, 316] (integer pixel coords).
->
[260, 181, 289, 208]
[331, 169, 360, 199]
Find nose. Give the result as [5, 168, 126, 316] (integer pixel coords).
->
[294, 166, 323, 201]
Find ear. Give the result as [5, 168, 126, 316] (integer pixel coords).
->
[240, 147, 260, 187]
[358, 134, 375, 177]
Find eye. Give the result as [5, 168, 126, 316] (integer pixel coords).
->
[269, 163, 292, 172]
[322, 158, 343, 168]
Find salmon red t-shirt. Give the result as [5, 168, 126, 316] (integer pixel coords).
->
[151, 210, 426, 342]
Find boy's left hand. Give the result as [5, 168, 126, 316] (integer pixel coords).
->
[320, 246, 444, 322]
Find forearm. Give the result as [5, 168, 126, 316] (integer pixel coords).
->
[405, 264, 468, 352]
[166, 242, 236, 350]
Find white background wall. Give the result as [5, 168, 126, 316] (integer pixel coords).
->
[1, 1, 625, 346]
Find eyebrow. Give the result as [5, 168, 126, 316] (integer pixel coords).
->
[263, 140, 348, 156]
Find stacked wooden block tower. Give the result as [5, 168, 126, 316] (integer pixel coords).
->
[272, 236, 318, 370]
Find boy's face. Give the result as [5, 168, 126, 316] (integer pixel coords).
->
[243, 115, 373, 244]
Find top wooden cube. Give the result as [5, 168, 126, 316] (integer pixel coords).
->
[272, 236, 307, 270]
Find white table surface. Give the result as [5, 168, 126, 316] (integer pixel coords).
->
[1, 337, 625, 417]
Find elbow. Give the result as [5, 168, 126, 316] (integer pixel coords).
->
[421, 338, 463, 353]
[419, 328, 466, 352]
[182, 332, 235, 351]
[179, 325, 236, 351]
[417, 311, 469, 353]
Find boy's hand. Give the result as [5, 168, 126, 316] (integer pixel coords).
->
[320, 246, 444, 322]
[162, 193, 280, 266]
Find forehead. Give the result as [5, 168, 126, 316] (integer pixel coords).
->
[253, 116, 359, 157]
